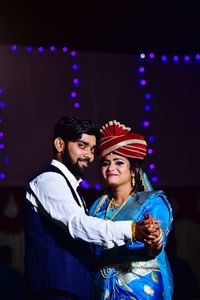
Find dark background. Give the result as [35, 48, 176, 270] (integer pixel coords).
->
[1, 1, 200, 55]
[0, 2, 200, 300]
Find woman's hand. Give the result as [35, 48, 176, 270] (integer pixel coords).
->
[145, 228, 163, 257]
[134, 214, 163, 257]
[135, 214, 161, 242]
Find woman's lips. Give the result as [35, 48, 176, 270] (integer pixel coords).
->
[106, 173, 118, 177]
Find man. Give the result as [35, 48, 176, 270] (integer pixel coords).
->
[24, 115, 161, 300]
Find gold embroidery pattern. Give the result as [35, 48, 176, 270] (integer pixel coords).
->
[151, 271, 159, 283]
[101, 259, 159, 283]
[104, 289, 109, 299]
[144, 285, 154, 296]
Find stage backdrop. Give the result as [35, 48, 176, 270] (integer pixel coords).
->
[0, 45, 200, 293]
[0, 45, 199, 188]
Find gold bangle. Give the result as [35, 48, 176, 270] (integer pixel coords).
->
[131, 222, 136, 242]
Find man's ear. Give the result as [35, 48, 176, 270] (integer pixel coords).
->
[54, 137, 65, 153]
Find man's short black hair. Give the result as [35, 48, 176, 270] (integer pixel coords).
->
[53, 115, 100, 142]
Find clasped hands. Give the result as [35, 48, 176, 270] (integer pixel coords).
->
[135, 214, 163, 257]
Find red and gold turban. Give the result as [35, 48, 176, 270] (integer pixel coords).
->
[98, 120, 147, 159]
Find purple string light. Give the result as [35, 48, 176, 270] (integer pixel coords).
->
[0, 83, 7, 179]
[138, 53, 158, 183]
[70, 91, 77, 98]
[7, 43, 81, 182]
[145, 93, 151, 99]
[71, 51, 80, 111]
[0, 173, 6, 179]
[144, 104, 151, 111]
[195, 54, 200, 60]
[26, 46, 33, 52]
[184, 55, 190, 62]
[148, 148, 153, 154]
[94, 184, 102, 190]
[11, 45, 17, 51]
[80, 180, 90, 189]
[161, 55, 167, 62]
[149, 163, 155, 170]
[50, 46, 56, 52]
[74, 102, 80, 108]
[62, 47, 68, 52]
[4, 156, 10, 163]
[149, 135, 155, 142]
[73, 78, 79, 85]
[139, 66, 145, 73]
[143, 121, 150, 127]
[38, 46, 44, 53]
[149, 53, 155, 59]
[138, 52, 200, 184]
[173, 55, 179, 62]
[4, 43, 83, 182]
[70, 51, 76, 56]
[151, 176, 158, 182]
[140, 79, 147, 86]
[0, 102, 6, 108]
[72, 64, 78, 70]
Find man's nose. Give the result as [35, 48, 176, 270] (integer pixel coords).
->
[83, 149, 93, 160]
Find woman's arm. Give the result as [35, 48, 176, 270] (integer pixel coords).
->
[94, 195, 172, 265]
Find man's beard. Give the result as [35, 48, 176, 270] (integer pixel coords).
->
[63, 148, 90, 178]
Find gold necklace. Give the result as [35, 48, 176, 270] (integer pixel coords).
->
[104, 195, 132, 220]
[110, 200, 121, 210]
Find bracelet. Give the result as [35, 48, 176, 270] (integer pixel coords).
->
[131, 222, 136, 242]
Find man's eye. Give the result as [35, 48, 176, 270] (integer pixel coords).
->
[91, 148, 95, 154]
[79, 143, 85, 149]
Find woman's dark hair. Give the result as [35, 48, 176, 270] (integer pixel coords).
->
[129, 158, 144, 192]
[52, 115, 100, 153]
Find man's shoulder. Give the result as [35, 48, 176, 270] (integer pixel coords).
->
[28, 166, 67, 186]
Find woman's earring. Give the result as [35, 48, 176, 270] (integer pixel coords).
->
[131, 176, 135, 187]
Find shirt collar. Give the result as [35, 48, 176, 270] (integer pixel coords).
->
[51, 159, 82, 189]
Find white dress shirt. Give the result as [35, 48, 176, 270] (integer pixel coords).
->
[26, 159, 132, 249]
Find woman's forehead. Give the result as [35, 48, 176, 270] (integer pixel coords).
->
[102, 152, 129, 161]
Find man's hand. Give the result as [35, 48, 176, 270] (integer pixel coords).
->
[135, 214, 163, 256]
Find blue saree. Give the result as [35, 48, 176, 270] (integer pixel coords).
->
[89, 190, 173, 300]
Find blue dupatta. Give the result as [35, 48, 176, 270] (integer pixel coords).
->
[89, 190, 173, 299]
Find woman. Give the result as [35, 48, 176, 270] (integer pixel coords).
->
[89, 120, 173, 300]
